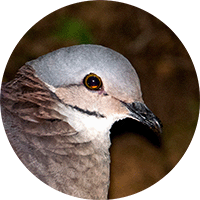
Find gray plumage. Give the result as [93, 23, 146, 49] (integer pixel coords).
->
[1, 45, 162, 199]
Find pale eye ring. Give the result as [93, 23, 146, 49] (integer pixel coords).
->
[83, 73, 102, 90]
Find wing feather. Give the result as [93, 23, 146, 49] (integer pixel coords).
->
[1, 65, 76, 136]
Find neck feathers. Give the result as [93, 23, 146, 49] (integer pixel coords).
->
[1, 65, 111, 199]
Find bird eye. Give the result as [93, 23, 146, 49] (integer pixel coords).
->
[84, 73, 102, 90]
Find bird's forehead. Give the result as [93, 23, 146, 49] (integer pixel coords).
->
[27, 45, 142, 102]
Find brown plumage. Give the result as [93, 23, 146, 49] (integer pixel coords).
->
[1, 45, 163, 199]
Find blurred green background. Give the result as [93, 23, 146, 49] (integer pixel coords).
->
[2, 1, 199, 199]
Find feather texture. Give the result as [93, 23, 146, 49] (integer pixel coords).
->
[1, 65, 110, 199]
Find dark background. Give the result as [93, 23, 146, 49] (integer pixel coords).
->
[2, 1, 199, 199]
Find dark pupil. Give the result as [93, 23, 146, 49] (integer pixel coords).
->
[87, 76, 100, 88]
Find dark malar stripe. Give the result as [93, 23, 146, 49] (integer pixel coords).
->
[51, 90, 105, 118]
[68, 105, 105, 118]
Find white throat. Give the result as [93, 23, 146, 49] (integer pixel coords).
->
[54, 101, 127, 150]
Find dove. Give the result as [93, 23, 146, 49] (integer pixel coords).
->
[1, 44, 162, 199]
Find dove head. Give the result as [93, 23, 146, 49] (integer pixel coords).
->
[27, 44, 142, 103]
[26, 45, 161, 142]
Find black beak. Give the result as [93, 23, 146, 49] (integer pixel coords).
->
[122, 101, 163, 135]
